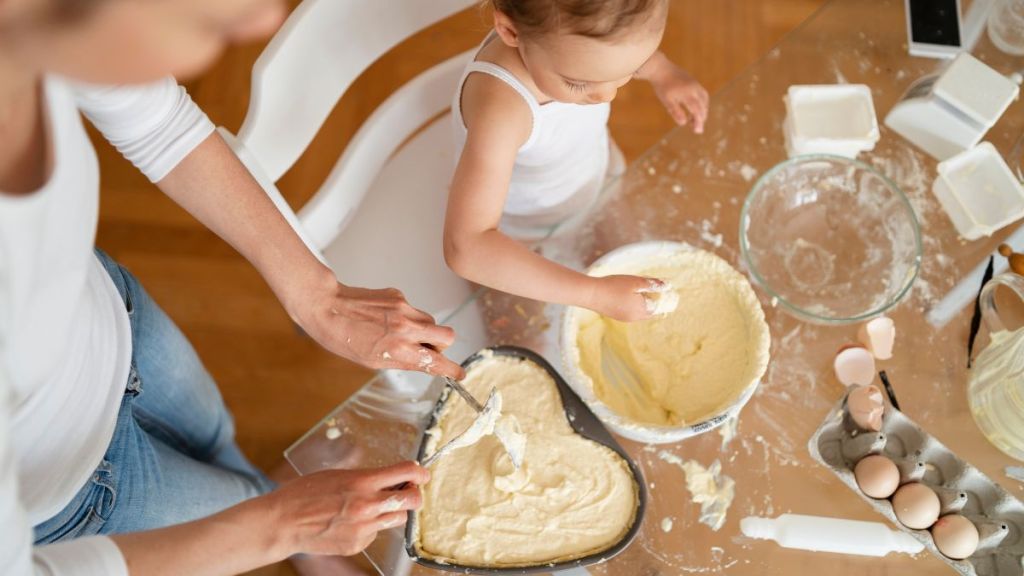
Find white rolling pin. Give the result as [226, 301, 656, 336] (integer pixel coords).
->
[741, 514, 925, 557]
[926, 222, 1024, 328]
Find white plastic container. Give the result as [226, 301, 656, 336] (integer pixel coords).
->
[932, 142, 1024, 240]
[741, 513, 925, 557]
[783, 84, 880, 159]
[885, 54, 1020, 161]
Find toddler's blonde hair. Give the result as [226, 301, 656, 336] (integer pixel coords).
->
[490, 0, 666, 39]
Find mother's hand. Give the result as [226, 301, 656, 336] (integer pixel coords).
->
[267, 461, 430, 557]
[292, 273, 464, 380]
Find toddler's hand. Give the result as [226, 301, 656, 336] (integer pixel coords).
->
[650, 64, 709, 134]
[589, 275, 665, 322]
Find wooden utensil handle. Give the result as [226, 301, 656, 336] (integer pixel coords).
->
[999, 244, 1024, 275]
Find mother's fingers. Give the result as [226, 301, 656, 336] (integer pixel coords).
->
[340, 486, 423, 522]
[376, 511, 409, 530]
[368, 486, 423, 516]
[398, 301, 436, 325]
[380, 341, 462, 380]
[352, 461, 431, 492]
[409, 322, 456, 352]
[415, 345, 465, 380]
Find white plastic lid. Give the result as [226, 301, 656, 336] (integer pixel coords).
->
[934, 54, 1020, 127]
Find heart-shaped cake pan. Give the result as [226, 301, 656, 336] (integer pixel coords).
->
[405, 345, 647, 574]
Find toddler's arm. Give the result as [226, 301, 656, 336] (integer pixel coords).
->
[445, 75, 656, 322]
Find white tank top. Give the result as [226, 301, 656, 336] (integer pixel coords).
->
[452, 34, 610, 230]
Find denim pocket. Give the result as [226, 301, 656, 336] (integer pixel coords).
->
[118, 267, 135, 316]
[125, 365, 142, 398]
[38, 508, 106, 544]
[34, 461, 117, 544]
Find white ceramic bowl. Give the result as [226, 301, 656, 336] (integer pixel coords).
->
[559, 241, 769, 444]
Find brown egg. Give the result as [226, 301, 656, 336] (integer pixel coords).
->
[892, 483, 941, 530]
[854, 454, 900, 499]
[932, 514, 979, 559]
[847, 385, 885, 431]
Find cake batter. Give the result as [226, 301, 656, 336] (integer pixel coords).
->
[416, 354, 638, 567]
[574, 249, 770, 427]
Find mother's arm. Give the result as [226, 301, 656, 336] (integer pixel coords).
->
[75, 78, 463, 378]
[158, 131, 463, 377]
[110, 462, 429, 576]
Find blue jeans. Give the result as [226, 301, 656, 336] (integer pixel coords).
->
[34, 250, 275, 543]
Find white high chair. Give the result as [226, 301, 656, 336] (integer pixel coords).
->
[218, 0, 487, 391]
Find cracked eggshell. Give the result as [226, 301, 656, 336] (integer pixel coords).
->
[834, 345, 876, 387]
[847, 385, 885, 431]
[858, 317, 896, 360]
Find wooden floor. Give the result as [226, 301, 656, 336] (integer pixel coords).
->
[91, 1, 823, 574]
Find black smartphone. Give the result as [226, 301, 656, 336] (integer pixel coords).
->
[905, 0, 963, 58]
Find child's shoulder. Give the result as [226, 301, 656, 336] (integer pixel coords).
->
[460, 62, 533, 144]
[470, 39, 544, 99]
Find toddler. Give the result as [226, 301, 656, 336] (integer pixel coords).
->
[445, 0, 708, 321]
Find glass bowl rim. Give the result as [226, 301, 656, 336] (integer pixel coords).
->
[738, 153, 923, 325]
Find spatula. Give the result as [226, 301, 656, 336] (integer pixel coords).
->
[422, 377, 524, 469]
[599, 336, 649, 409]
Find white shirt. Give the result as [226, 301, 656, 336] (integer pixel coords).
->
[0, 75, 214, 576]
[452, 33, 610, 231]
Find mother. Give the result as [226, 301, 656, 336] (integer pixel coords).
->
[0, 0, 463, 573]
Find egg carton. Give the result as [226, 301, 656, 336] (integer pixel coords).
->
[809, 389, 1024, 575]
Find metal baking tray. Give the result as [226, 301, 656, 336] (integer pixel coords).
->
[405, 345, 647, 574]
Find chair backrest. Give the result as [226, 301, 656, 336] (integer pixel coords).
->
[237, 0, 476, 183]
[297, 49, 472, 248]
[221, 0, 482, 324]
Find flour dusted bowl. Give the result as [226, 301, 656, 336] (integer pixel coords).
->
[740, 155, 922, 325]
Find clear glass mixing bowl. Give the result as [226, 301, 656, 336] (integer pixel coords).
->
[740, 155, 922, 325]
